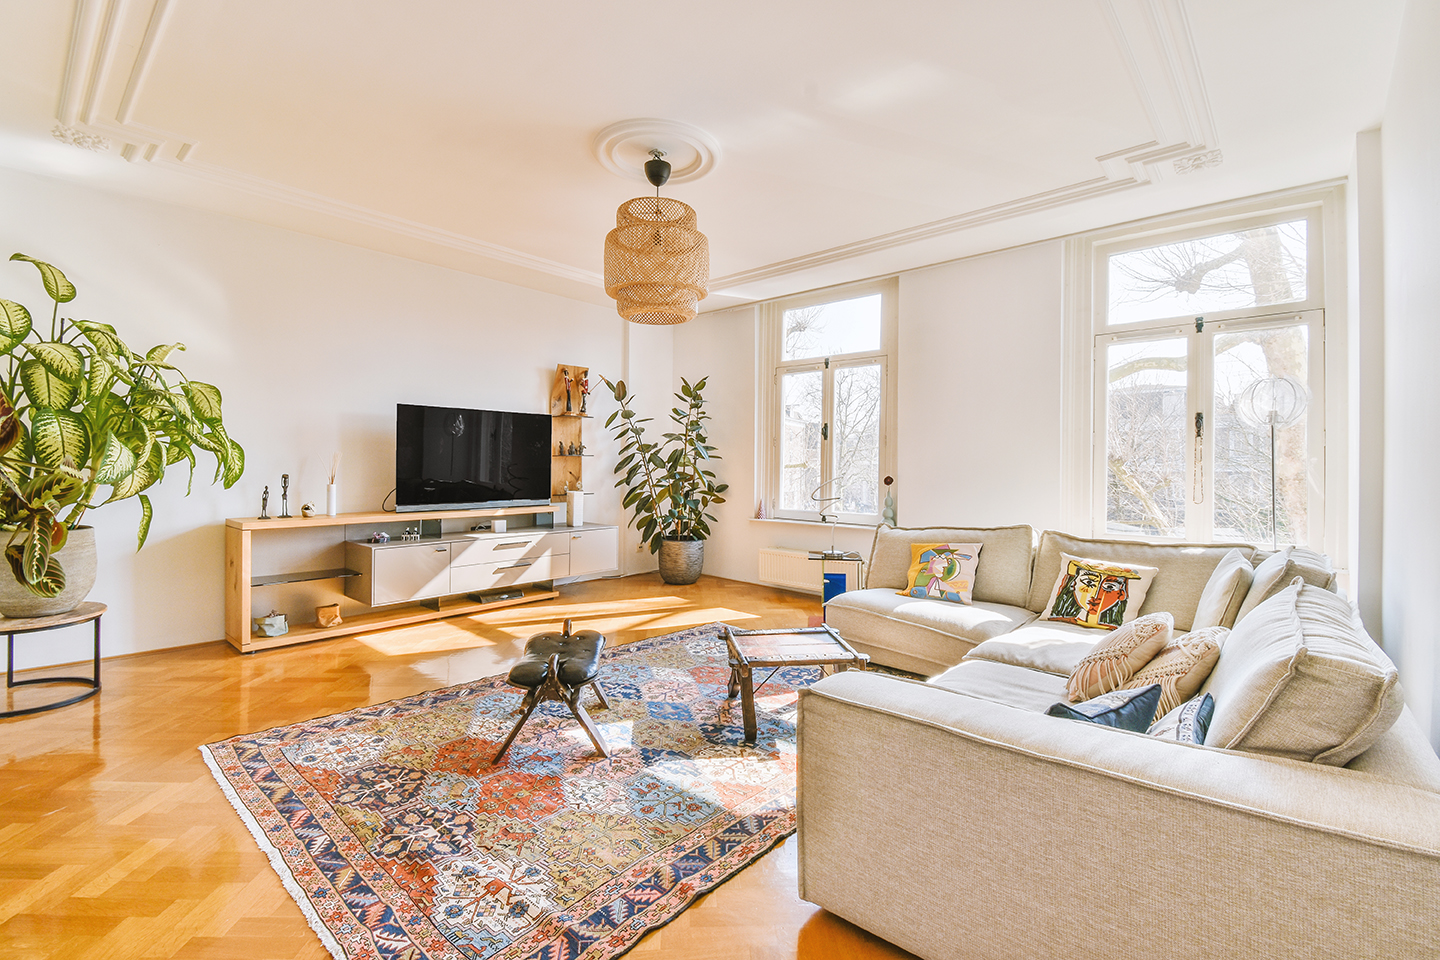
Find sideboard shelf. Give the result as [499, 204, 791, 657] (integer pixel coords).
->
[250, 567, 360, 588]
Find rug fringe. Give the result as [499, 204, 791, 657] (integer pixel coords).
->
[199, 745, 348, 960]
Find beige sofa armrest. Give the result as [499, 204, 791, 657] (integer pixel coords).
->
[797, 671, 1440, 960]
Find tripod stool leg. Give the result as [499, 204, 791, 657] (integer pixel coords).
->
[493, 689, 540, 764]
[566, 692, 610, 758]
[589, 681, 609, 709]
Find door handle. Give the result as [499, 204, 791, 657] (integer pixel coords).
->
[494, 541, 533, 549]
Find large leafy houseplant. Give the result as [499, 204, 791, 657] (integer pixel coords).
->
[0, 254, 244, 602]
[602, 376, 727, 554]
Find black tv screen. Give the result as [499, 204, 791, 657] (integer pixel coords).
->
[395, 403, 551, 512]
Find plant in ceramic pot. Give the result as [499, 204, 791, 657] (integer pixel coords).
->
[601, 376, 726, 585]
[0, 254, 244, 617]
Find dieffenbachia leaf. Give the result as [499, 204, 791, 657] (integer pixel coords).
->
[182, 381, 223, 422]
[10, 254, 77, 303]
[145, 342, 185, 365]
[29, 409, 89, 470]
[0, 388, 20, 457]
[19, 358, 77, 409]
[0, 299, 32, 353]
[93, 432, 139, 485]
[25, 341, 84, 381]
[136, 493, 152, 551]
[71, 319, 127, 357]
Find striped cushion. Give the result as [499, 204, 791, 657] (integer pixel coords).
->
[1066, 612, 1173, 703]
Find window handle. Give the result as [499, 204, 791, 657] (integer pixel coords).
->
[821, 422, 829, 441]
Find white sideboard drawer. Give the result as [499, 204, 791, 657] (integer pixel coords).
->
[371, 542, 452, 605]
[566, 527, 619, 577]
[451, 553, 569, 593]
[451, 530, 569, 567]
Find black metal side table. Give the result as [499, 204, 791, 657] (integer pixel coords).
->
[1, 601, 106, 718]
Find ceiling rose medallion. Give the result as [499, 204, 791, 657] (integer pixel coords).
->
[597, 120, 716, 325]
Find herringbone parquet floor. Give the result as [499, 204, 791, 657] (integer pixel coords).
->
[0, 573, 917, 960]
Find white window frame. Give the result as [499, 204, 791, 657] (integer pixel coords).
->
[758, 278, 899, 525]
[1061, 184, 1348, 560]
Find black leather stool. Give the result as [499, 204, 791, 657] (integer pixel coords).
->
[493, 618, 609, 763]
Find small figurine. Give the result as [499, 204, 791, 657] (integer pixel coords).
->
[301, 501, 317, 518]
[578, 442, 585, 455]
[369, 532, 391, 543]
[567, 442, 577, 456]
[579, 375, 590, 415]
[279, 474, 292, 518]
[558, 441, 566, 456]
[562, 367, 573, 413]
[259, 486, 270, 519]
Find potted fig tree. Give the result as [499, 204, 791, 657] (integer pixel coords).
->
[0, 254, 244, 616]
[601, 376, 726, 585]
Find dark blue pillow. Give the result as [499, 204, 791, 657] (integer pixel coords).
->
[1047, 684, 1163, 733]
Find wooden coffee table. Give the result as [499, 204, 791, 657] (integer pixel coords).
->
[722, 624, 869, 745]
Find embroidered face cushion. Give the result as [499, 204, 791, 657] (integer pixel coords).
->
[1042, 554, 1159, 630]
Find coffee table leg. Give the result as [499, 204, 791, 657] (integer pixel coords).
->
[738, 667, 757, 745]
[727, 665, 740, 699]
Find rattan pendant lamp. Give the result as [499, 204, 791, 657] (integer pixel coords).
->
[604, 150, 709, 325]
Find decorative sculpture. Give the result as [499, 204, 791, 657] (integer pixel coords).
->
[279, 474, 291, 518]
[259, 486, 270, 520]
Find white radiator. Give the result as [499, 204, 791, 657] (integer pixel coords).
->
[757, 548, 862, 595]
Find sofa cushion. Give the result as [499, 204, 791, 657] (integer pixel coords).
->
[1027, 531, 1256, 631]
[1046, 684, 1163, 733]
[963, 621, 1102, 676]
[867, 524, 1035, 607]
[1149, 693, 1217, 744]
[1066, 612, 1173, 702]
[1201, 578, 1404, 765]
[929, 658, 1070, 712]
[1234, 546, 1338, 623]
[1191, 549, 1254, 629]
[1039, 553, 1159, 630]
[898, 543, 983, 604]
[825, 589, 1037, 673]
[1123, 625, 1227, 719]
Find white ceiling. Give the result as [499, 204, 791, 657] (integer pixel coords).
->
[0, 0, 1406, 311]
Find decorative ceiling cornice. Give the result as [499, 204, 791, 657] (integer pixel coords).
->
[55, 0, 1219, 300]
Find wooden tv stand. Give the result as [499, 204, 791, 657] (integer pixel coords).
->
[224, 505, 616, 654]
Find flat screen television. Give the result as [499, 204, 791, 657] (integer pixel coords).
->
[395, 403, 551, 512]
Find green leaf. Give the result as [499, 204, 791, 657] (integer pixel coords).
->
[29, 410, 89, 469]
[10, 254, 77, 303]
[86, 355, 115, 398]
[146, 342, 185, 364]
[19, 359, 77, 409]
[94, 433, 139, 485]
[614, 380, 627, 400]
[221, 434, 244, 488]
[106, 441, 163, 502]
[22, 513, 53, 585]
[72, 319, 127, 357]
[182, 381, 223, 422]
[25, 341, 84, 380]
[0, 299, 33, 353]
[136, 493, 153, 551]
[0, 389, 20, 457]
[5, 544, 64, 597]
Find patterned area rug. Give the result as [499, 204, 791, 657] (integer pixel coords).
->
[201, 623, 818, 960]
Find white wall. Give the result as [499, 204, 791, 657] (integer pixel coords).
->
[0, 166, 625, 671]
[1380, 0, 1440, 746]
[897, 242, 1065, 529]
[671, 241, 1065, 590]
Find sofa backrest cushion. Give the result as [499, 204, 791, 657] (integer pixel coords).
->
[868, 524, 1035, 608]
[1191, 549, 1254, 630]
[1200, 577, 1404, 765]
[1234, 545, 1338, 623]
[1026, 531, 1255, 631]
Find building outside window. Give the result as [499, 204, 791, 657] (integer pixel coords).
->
[759, 280, 897, 525]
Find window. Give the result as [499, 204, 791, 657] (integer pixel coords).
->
[760, 281, 897, 524]
[1090, 207, 1326, 547]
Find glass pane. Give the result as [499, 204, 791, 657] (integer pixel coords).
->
[1213, 324, 1310, 547]
[782, 294, 882, 360]
[1106, 338, 1187, 537]
[833, 363, 881, 515]
[1107, 219, 1307, 325]
[780, 370, 822, 511]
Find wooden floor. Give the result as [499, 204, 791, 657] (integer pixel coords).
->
[0, 574, 918, 960]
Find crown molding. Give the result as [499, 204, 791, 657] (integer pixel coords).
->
[55, 0, 1220, 299]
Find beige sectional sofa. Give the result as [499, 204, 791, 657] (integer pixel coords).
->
[799, 525, 1440, 960]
